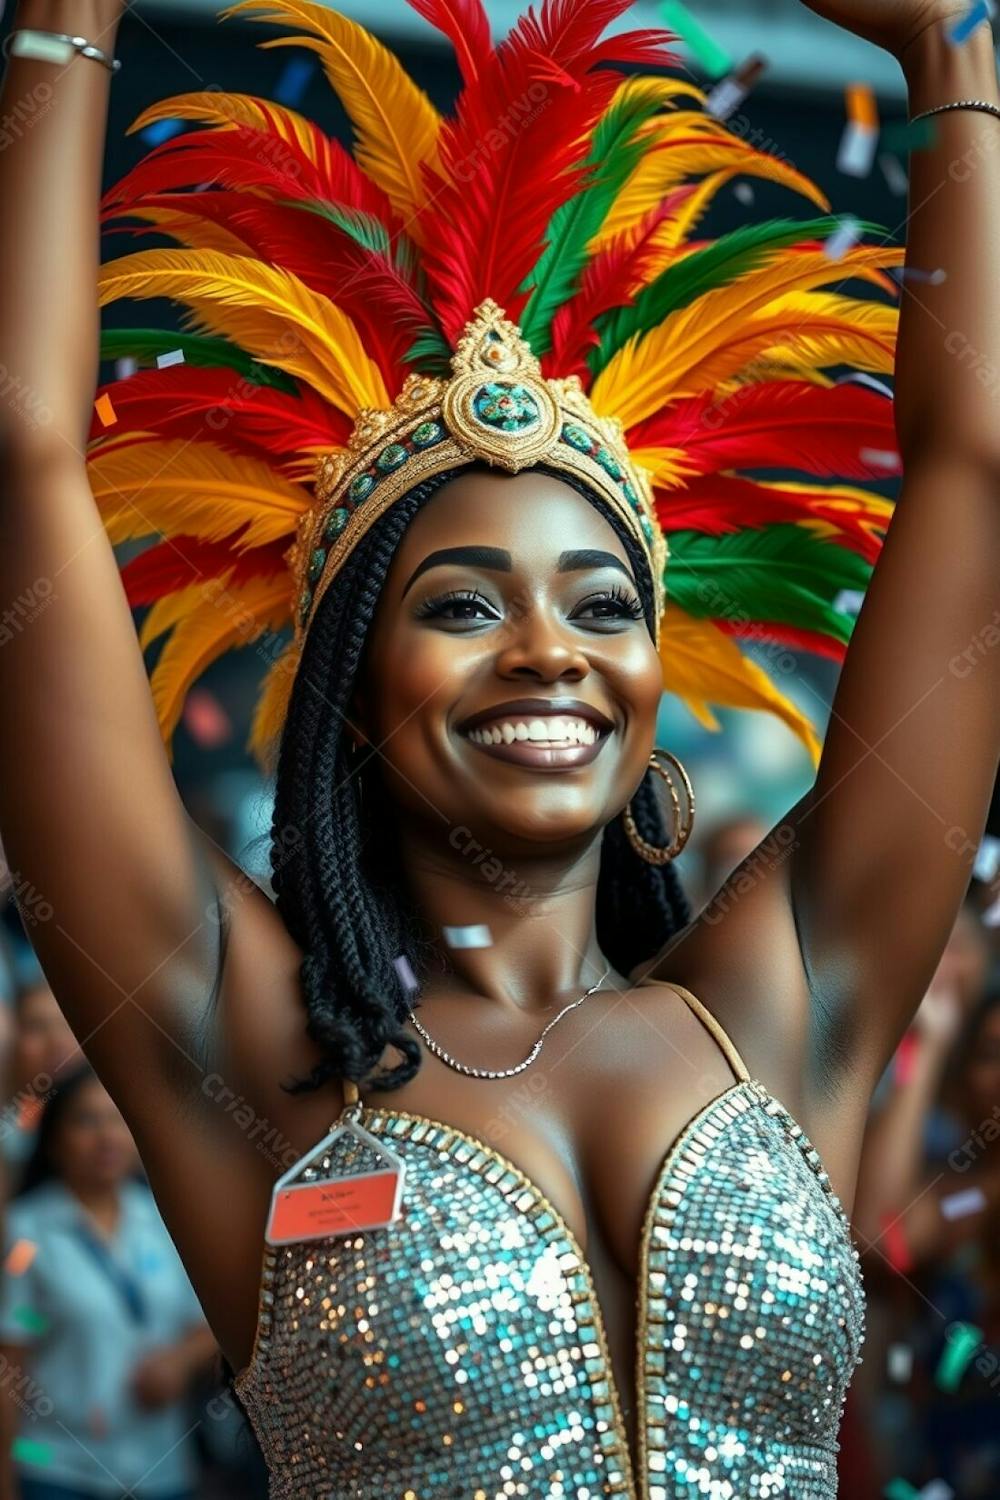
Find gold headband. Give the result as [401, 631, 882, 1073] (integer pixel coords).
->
[285, 301, 667, 646]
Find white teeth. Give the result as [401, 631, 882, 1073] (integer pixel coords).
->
[467, 716, 602, 746]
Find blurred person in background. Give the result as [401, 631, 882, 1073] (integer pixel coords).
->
[0, 1066, 216, 1500]
[0, 985, 80, 1196]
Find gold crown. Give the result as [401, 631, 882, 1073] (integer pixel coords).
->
[286, 300, 668, 644]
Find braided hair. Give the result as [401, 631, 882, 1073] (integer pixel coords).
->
[271, 464, 691, 1098]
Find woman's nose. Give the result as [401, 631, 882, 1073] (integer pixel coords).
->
[492, 604, 589, 681]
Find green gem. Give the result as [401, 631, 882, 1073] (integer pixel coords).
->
[622, 482, 638, 507]
[472, 381, 539, 432]
[561, 422, 593, 452]
[595, 447, 624, 480]
[307, 547, 327, 585]
[377, 442, 409, 472]
[640, 515, 655, 544]
[348, 472, 376, 503]
[411, 420, 445, 448]
[322, 506, 349, 542]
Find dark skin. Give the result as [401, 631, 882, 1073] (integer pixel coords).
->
[0, 0, 998, 1478]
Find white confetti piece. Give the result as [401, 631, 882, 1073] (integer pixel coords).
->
[973, 835, 1000, 883]
[824, 216, 862, 261]
[879, 153, 909, 196]
[733, 181, 755, 206]
[838, 121, 877, 177]
[834, 589, 866, 616]
[442, 924, 493, 949]
[860, 447, 902, 470]
[156, 349, 186, 370]
[940, 1185, 988, 1220]
[392, 954, 419, 993]
[887, 1343, 913, 1382]
[919, 1482, 955, 1500]
[114, 357, 138, 380]
[836, 371, 894, 399]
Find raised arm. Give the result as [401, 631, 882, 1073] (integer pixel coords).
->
[787, 6, 1000, 1091]
[0, 0, 226, 1108]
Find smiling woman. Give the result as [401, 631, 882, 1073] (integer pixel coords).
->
[1, 0, 998, 1495]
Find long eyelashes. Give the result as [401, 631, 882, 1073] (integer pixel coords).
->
[414, 585, 644, 623]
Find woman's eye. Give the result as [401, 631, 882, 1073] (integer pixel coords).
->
[574, 588, 644, 622]
[415, 589, 500, 623]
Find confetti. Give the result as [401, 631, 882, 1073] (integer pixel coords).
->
[733, 181, 755, 206]
[442, 923, 493, 949]
[660, 1, 732, 79]
[836, 371, 894, 399]
[114, 356, 139, 380]
[392, 954, 419, 993]
[919, 1483, 955, 1500]
[860, 446, 902, 471]
[824, 215, 862, 261]
[182, 688, 232, 749]
[834, 588, 865, 615]
[4, 1238, 36, 1277]
[94, 392, 117, 429]
[705, 53, 767, 121]
[838, 84, 879, 177]
[884, 1481, 919, 1500]
[12, 1438, 53, 1466]
[156, 349, 185, 370]
[887, 1342, 914, 1382]
[891, 265, 947, 286]
[879, 153, 909, 195]
[950, 0, 995, 46]
[141, 118, 186, 148]
[881, 1212, 913, 1274]
[274, 57, 315, 106]
[973, 833, 1000, 882]
[882, 117, 938, 154]
[8, 32, 75, 63]
[940, 1184, 988, 1220]
[935, 1321, 982, 1390]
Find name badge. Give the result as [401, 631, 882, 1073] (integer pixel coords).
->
[265, 1116, 406, 1245]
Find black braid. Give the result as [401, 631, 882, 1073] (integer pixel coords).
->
[272, 465, 691, 1098]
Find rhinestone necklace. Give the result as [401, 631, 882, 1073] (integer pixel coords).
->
[407, 965, 612, 1080]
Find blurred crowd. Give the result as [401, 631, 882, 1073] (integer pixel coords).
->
[0, 810, 998, 1498]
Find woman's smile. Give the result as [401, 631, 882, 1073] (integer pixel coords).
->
[456, 695, 614, 770]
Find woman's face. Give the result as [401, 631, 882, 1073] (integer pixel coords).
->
[52, 1079, 138, 1189]
[356, 471, 663, 856]
[965, 1006, 1000, 1124]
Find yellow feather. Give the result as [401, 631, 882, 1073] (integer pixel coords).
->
[123, 205, 253, 258]
[659, 605, 822, 765]
[627, 446, 702, 489]
[150, 573, 293, 759]
[97, 247, 390, 415]
[595, 118, 829, 248]
[591, 249, 899, 427]
[249, 635, 302, 774]
[138, 583, 208, 651]
[220, 1, 441, 225]
[86, 438, 310, 549]
[129, 89, 334, 169]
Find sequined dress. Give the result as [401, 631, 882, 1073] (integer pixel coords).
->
[234, 983, 866, 1498]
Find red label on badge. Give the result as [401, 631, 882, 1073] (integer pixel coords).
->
[266, 1168, 402, 1244]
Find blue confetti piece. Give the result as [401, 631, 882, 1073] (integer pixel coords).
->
[950, 0, 995, 45]
[274, 57, 314, 106]
[141, 118, 186, 147]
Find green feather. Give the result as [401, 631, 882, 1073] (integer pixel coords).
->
[287, 199, 417, 276]
[591, 215, 889, 374]
[404, 329, 453, 376]
[98, 328, 298, 392]
[519, 87, 670, 358]
[665, 523, 872, 643]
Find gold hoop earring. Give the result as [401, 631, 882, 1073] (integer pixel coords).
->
[622, 749, 695, 864]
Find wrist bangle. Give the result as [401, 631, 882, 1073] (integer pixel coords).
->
[1, 29, 122, 74]
[909, 99, 1000, 126]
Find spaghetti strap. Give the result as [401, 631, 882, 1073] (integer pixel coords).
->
[668, 982, 751, 1084]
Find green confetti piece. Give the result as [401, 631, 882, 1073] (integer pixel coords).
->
[12, 1305, 48, 1335]
[12, 1438, 53, 1466]
[881, 118, 939, 154]
[935, 1320, 983, 1391]
[660, 1, 733, 79]
[883, 1481, 919, 1500]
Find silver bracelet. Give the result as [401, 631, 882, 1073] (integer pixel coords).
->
[909, 99, 1000, 126]
[1, 28, 122, 74]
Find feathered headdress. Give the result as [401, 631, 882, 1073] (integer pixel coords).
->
[90, 0, 902, 774]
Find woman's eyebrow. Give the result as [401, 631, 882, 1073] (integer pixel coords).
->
[400, 545, 635, 599]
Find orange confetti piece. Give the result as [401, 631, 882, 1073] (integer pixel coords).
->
[846, 83, 878, 131]
[95, 392, 117, 428]
[5, 1239, 37, 1277]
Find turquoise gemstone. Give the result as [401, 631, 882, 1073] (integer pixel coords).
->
[640, 515, 655, 543]
[595, 447, 624, 480]
[322, 506, 349, 542]
[472, 382, 539, 433]
[622, 482, 638, 507]
[307, 547, 326, 585]
[348, 472, 376, 503]
[376, 443, 409, 472]
[411, 420, 445, 448]
[561, 422, 593, 452]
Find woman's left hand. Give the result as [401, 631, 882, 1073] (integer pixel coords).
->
[129, 1346, 192, 1410]
[797, 0, 972, 58]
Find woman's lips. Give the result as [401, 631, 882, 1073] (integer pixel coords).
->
[460, 718, 610, 770]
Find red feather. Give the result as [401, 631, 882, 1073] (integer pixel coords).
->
[714, 616, 848, 663]
[543, 188, 699, 381]
[655, 475, 888, 563]
[121, 529, 288, 607]
[631, 382, 900, 483]
[102, 121, 398, 230]
[405, 0, 492, 86]
[417, 0, 675, 341]
[91, 366, 351, 470]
